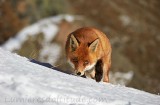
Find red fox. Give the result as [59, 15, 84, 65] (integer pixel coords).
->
[65, 27, 111, 82]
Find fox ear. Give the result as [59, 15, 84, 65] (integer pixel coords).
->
[70, 34, 79, 52]
[89, 39, 99, 52]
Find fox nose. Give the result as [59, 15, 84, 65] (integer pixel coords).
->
[77, 72, 81, 76]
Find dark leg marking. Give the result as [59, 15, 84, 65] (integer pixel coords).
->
[95, 59, 103, 82]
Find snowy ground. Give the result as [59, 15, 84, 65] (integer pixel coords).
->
[1, 14, 75, 51]
[1, 14, 134, 86]
[0, 48, 160, 105]
[1, 14, 76, 65]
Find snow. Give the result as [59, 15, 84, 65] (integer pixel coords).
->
[39, 43, 61, 64]
[1, 14, 75, 51]
[0, 48, 160, 105]
[119, 15, 131, 26]
[1, 14, 77, 65]
[1, 14, 134, 85]
[110, 71, 134, 85]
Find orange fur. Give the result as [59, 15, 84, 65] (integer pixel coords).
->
[65, 27, 111, 82]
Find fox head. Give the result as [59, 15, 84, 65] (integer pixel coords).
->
[67, 34, 99, 76]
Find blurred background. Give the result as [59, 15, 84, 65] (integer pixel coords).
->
[0, 0, 160, 94]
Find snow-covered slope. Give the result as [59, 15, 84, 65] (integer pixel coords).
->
[1, 15, 75, 51]
[1, 15, 76, 65]
[1, 14, 134, 86]
[0, 48, 159, 105]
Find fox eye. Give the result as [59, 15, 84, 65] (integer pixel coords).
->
[84, 60, 89, 66]
[72, 58, 78, 63]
